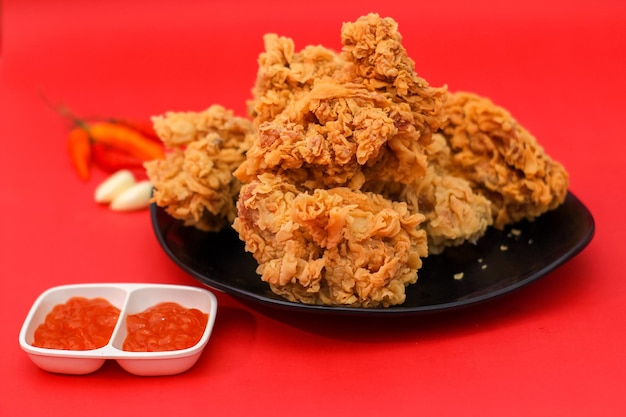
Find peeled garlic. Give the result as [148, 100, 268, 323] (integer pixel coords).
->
[94, 170, 136, 203]
[110, 181, 153, 211]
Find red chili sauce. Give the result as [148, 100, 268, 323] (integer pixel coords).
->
[32, 297, 121, 350]
[122, 302, 208, 352]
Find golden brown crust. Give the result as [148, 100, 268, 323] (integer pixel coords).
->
[438, 92, 569, 228]
[248, 34, 343, 125]
[233, 173, 427, 307]
[145, 105, 255, 231]
[364, 134, 493, 254]
[236, 81, 431, 189]
[237, 13, 447, 192]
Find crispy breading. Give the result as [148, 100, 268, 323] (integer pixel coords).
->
[145, 105, 255, 231]
[236, 13, 447, 191]
[365, 134, 493, 254]
[233, 173, 427, 307]
[237, 80, 430, 189]
[439, 92, 569, 228]
[339, 13, 446, 129]
[248, 34, 343, 125]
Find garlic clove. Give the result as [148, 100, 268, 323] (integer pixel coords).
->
[94, 170, 136, 203]
[110, 181, 153, 211]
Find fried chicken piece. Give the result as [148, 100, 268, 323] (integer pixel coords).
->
[236, 13, 446, 190]
[145, 105, 255, 231]
[439, 92, 569, 228]
[416, 172, 493, 253]
[233, 173, 427, 307]
[364, 134, 493, 254]
[237, 80, 428, 189]
[248, 34, 343, 125]
[339, 13, 446, 130]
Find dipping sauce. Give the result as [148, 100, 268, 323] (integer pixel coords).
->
[122, 302, 208, 352]
[32, 297, 121, 350]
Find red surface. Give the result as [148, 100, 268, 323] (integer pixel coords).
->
[1, 0, 625, 415]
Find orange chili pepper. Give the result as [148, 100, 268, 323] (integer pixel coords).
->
[88, 122, 165, 161]
[66, 127, 91, 181]
[110, 118, 161, 143]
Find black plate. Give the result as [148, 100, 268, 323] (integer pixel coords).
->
[151, 192, 594, 316]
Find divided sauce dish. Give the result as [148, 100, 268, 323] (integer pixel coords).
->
[19, 283, 218, 376]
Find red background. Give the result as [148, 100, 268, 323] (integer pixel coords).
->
[1, 1, 625, 415]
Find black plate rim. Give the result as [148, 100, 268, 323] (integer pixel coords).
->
[151, 192, 595, 317]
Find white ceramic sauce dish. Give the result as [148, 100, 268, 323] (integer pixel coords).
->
[19, 283, 218, 376]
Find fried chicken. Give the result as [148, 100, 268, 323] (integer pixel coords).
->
[236, 13, 447, 190]
[338, 13, 445, 128]
[233, 173, 427, 307]
[145, 105, 255, 231]
[248, 34, 343, 125]
[364, 134, 493, 254]
[145, 14, 571, 308]
[237, 81, 430, 190]
[438, 92, 569, 229]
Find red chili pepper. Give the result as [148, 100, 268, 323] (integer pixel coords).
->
[91, 142, 148, 179]
[66, 127, 91, 181]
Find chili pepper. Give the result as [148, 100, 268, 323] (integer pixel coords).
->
[91, 142, 147, 176]
[66, 127, 91, 181]
[40, 93, 164, 178]
[109, 118, 161, 143]
[88, 122, 165, 161]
